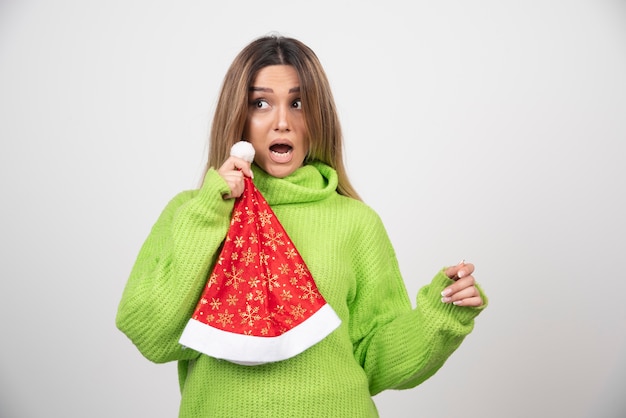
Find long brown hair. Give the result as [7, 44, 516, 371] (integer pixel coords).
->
[204, 34, 360, 200]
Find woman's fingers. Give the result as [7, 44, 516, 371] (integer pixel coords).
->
[221, 170, 245, 199]
[441, 266, 483, 307]
[449, 296, 483, 307]
[444, 261, 474, 281]
[218, 156, 253, 176]
[218, 156, 252, 199]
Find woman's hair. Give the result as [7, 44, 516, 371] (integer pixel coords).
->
[205, 34, 360, 200]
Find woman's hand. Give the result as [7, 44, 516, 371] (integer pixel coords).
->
[441, 261, 483, 307]
[217, 156, 253, 199]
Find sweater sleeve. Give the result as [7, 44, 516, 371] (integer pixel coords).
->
[116, 169, 234, 363]
[349, 210, 487, 395]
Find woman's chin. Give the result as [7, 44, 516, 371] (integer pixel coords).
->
[268, 167, 296, 178]
[257, 156, 306, 178]
[258, 163, 297, 178]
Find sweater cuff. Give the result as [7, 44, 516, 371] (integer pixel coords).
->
[195, 168, 235, 215]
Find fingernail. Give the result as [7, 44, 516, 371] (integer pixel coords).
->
[453, 300, 463, 306]
[441, 288, 452, 297]
[457, 270, 466, 279]
[441, 297, 451, 303]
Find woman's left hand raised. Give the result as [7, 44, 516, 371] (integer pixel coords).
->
[441, 261, 483, 307]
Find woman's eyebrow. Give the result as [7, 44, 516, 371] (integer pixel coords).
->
[249, 86, 271, 93]
[248, 86, 301, 93]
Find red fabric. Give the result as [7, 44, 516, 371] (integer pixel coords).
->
[190, 177, 327, 337]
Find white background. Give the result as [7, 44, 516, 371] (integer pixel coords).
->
[1, 1, 625, 417]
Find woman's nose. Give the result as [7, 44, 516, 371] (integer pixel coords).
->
[274, 106, 290, 132]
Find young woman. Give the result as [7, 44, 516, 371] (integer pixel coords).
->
[116, 34, 487, 417]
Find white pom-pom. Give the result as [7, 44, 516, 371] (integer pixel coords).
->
[230, 141, 255, 162]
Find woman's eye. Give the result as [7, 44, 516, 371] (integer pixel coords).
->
[292, 99, 302, 110]
[253, 99, 269, 109]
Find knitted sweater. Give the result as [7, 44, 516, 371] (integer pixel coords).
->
[116, 161, 487, 417]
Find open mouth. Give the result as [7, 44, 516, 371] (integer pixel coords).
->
[269, 143, 293, 163]
[270, 143, 292, 154]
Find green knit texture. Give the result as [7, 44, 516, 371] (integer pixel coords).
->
[116, 162, 487, 417]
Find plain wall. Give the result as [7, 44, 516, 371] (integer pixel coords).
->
[1, 0, 625, 417]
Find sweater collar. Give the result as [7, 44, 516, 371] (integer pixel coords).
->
[250, 161, 338, 206]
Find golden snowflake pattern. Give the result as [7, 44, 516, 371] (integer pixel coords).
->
[189, 177, 328, 337]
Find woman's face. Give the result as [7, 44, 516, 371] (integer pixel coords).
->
[243, 65, 308, 178]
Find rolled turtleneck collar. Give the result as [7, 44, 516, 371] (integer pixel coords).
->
[250, 161, 338, 206]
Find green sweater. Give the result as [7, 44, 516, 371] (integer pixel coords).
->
[116, 161, 486, 417]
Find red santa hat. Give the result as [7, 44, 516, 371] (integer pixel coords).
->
[179, 141, 341, 365]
